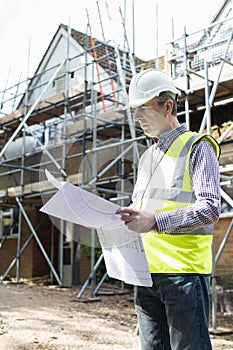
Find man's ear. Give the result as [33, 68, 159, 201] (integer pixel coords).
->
[166, 99, 173, 112]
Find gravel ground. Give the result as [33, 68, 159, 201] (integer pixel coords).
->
[0, 282, 233, 349]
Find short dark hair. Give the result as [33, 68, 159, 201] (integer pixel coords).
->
[157, 91, 179, 115]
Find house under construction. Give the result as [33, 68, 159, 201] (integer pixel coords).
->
[0, 0, 233, 318]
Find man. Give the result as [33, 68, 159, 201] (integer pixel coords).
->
[116, 69, 221, 350]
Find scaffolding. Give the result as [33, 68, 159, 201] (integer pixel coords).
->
[0, 14, 146, 289]
[0, 5, 233, 329]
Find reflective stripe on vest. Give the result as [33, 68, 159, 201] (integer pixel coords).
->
[136, 131, 220, 274]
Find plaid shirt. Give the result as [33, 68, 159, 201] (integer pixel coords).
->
[138, 123, 221, 234]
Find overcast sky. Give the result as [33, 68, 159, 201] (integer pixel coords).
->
[0, 0, 222, 92]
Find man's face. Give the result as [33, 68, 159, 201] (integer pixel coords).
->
[133, 98, 170, 138]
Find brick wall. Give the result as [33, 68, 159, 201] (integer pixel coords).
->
[0, 208, 55, 279]
[214, 216, 233, 288]
[0, 208, 91, 285]
[0, 236, 19, 277]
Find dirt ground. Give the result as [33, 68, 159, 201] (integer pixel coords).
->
[0, 280, 233, 350]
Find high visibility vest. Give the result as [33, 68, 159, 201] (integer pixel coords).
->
[135, 131, 220, 274]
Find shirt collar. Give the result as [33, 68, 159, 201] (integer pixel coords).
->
[157, 123, 188, 153]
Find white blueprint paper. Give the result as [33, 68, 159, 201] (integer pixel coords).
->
[97, 226, 152, 287]
[40, 170, 152, 287]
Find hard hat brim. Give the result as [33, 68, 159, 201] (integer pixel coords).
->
[122, 96, 154, 110]
[122, 89, 180, 110]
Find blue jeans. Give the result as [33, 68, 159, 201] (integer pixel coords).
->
[135, 274, 212, 350]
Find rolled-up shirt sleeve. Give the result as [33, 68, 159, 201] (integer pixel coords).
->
[155, 140, 221, 234]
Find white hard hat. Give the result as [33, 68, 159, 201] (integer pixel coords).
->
[126, 69, 180, 108]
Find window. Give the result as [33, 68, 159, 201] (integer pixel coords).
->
[0, 209, 19, 238]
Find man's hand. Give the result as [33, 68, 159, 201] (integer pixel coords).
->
[115, 207, 157, 233]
